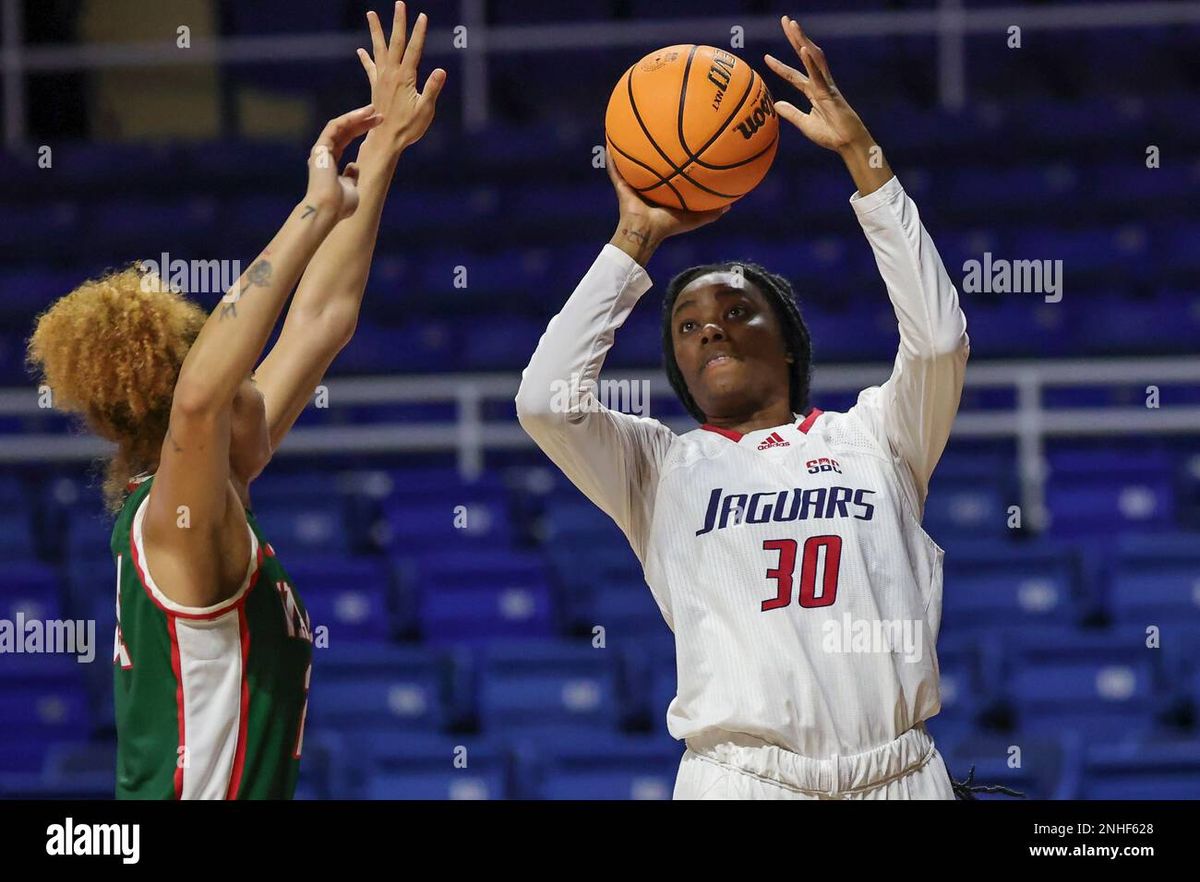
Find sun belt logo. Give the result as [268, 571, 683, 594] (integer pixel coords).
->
[757, 431, 790, 450]
[806, 457, 842, 475]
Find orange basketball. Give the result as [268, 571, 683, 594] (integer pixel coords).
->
[605, 44, 779, 212]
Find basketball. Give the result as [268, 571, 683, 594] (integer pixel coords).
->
[605, 44, 779, 211]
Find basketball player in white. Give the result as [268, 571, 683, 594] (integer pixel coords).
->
[516, 17, 970, 799]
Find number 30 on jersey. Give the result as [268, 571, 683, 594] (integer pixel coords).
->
[760, 535, 842, 611]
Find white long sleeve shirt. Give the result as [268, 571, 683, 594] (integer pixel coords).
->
[516, 176, 969, 758]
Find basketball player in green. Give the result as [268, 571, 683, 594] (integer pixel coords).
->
[27, 4, 444, 799]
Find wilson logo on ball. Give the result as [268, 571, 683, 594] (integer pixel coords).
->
[736, 89, 777, 140]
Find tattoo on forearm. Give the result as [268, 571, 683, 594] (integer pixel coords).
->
[166, 425, 183, 453]
[218, 259, 273, 320]
[621, 228, 653, 246]
[245, 259, 273, 289]
[301, 204, 317, 220]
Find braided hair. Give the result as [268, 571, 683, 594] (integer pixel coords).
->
[661, 260, 813, 424]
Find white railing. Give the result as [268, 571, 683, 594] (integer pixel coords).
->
[4, 0, 1200, 144]
[3, 357, 1199, 530]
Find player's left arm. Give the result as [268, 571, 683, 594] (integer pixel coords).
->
[767, 17, 969, 505]
[253, 3, 446, 453]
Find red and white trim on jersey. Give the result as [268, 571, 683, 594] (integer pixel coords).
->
[798, 408, 824, 435]
[128, 492, 262, 620]
[224, 607, 252, 800]
[160, 595, 254, 800]
[699, 423, 744, 442]
[167, 615, 186, 799]
[701, 408, 824, 445]
[126, 489, 263, 800]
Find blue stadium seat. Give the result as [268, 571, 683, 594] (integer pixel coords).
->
[1107, 532, 1200, 625]
[586, 584, 664, 641]
[88, 197, 218, 257]
[0, 656, 92, 773]
[0, 266, 84, 319]
[38, 740, 116, 798]
[65, 509, 116, 563]
[1001, 628, 1163, 741]
[357, 732, 511, 800]
[476, 640, 623, 737]
[1079, 737, 1200, 800]
[520, 731, 680, 800]
[1085, 292, 1200, 353]
[1046, 474, 1174, 538]
[0, 509, 37, 561]
[407, 550, 556, 643]
[604, 308, 663, 367]
[305, 641, 456, 735]
[957, 297, 1077, 358]
[382, 491, 514, 551]
[331, 318, 461, 373]
[223, 193, 299, 242]
[251, 501, 350, 555]
[460, 316, 548, 369]
[941, 541, 1081, 634]
[0, 561, 62, 621]
[922, 476, 1009, 539]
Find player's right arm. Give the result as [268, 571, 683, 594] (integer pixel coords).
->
[143, 107, 381, 607]
[515, 160, 726, 561]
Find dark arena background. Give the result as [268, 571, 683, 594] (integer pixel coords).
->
[0, 0, 1198, 812]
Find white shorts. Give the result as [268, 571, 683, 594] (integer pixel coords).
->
[673, 722, 957, 800]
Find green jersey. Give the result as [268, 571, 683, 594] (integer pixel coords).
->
[111, 474, 312, 799]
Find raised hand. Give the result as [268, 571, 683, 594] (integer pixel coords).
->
[357, 2, 447, 153]
[764, 16, 872, 154]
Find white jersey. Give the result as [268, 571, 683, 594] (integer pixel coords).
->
[516, 176, 969, 759]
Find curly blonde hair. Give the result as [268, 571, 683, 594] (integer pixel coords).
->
[27, 266, 207, 513]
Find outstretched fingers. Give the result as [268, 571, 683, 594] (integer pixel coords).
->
[763, 53, 811, 100]
[388, 1, 408, 65]
[366, 10, 387, 61]
[419, 67, 447, 109]
[403, 11, 429, 78]
[783, 16, 836, 91]
[356, 47, 377, 87]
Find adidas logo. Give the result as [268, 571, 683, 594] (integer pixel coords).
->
[757, 431, 790, 450]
